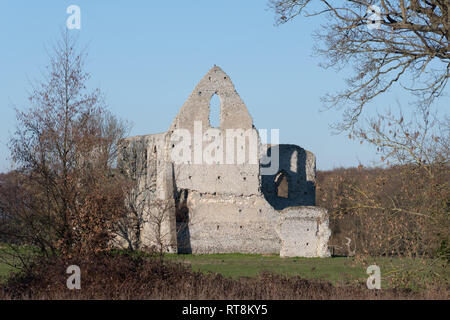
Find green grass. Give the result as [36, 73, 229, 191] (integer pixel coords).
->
[1, 245, 447, 289]
[166, 253, 365, 284]
[0, 261, 14, 283]
[166, 253, 449, 288]
[0, 246, 18, 283]
[0, 244, 40, 283]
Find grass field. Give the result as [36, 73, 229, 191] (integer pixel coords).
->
[0, 244, 38, 283]
[0, 251, 15, 283]
[0, 261, 13, 283]
[1, 244, 448, 290]
[167, 254, 364, 283]
[166, 253, 448, 288]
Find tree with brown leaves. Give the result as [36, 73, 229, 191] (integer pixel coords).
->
[0, 31, 129, 258]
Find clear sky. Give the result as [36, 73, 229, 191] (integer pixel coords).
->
[1, 1, 448, 172]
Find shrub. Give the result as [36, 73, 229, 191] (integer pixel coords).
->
[0, 253, 445, 300]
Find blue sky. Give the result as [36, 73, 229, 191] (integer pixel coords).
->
[1, 0, 448, 171]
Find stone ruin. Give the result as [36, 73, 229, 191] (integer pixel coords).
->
[118, 66, 331, 257]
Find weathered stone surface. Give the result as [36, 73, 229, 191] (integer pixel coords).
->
[278, 207, 331, 257]
[118, 66, 331, 257]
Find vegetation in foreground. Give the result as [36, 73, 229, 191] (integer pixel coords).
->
[0, 252, 447, 300]
[1, 245, 448, 299]
[0, 22, 447, 300]
[166, 253, 449, 290]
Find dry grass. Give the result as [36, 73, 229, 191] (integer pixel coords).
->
[0, 253, 446, 300]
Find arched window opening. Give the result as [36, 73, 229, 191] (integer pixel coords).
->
[209, 93, 221, 128]
[290, 150, 298, 173]
[275, 171, 289, 199]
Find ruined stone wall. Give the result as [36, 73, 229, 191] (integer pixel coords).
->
[118, 133, 164, 201]
[117, 66, 331, 257]
[176, 192, 330, 257]
[167, 66, 261, 196]
[118, 133, 177, 252]
[261, 144, 316, 210]
[177, 192, 281, 254]
[279, 207, 330, 257]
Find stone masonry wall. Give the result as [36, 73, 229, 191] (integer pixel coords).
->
[117, 66, 331, 257]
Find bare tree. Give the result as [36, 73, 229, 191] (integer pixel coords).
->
[270, 1, 449, 260]
[0, 31, 129, 259]
[144, 199, 177, 258]
[354, 104, 448, 171]
[114, 161, 188, 258]
[115, 186, 180, 257]
[114, 168, 157, 252]
[269, 0, 449, 130]
[323, 105, 449, 259]
[115, 184, 149, 251]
